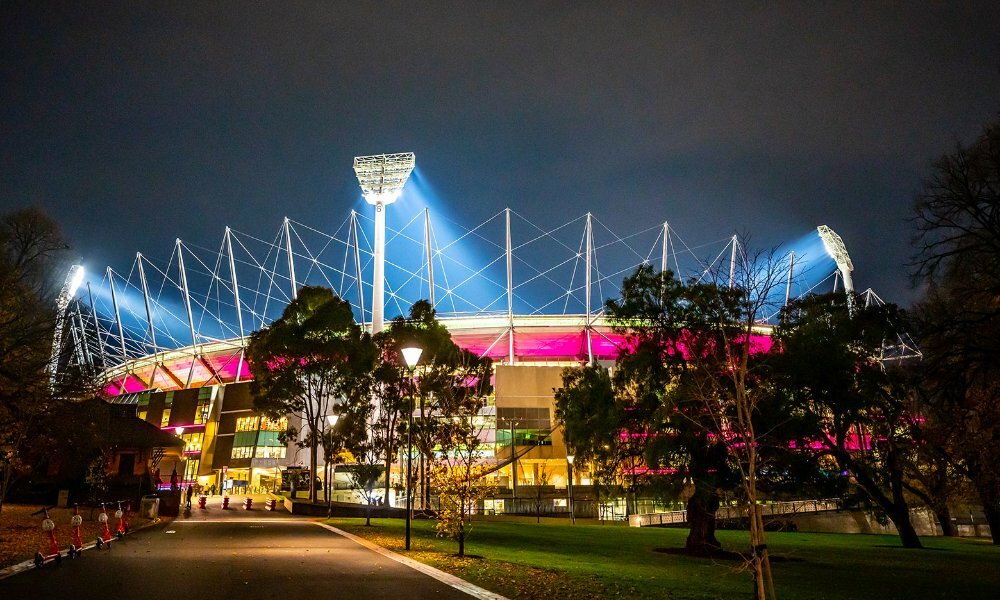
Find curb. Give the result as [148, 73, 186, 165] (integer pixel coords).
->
[315, 522, 509, 600]
[0, 518, 165, 581]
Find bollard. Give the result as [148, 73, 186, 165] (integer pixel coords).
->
[198, 495, 207, 509]
[96, 504, 112, 548]
[265, 498, 277, 511]
[243, 497, 253, 510]
[121, 502, 131, 534]
[69, 505, 83, 558]
[222, 495, 230, 510]
[33, 506, 62, 567]
[115, 504, 126, 540]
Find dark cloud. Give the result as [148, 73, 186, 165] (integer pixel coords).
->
[2, 1, 998, 305]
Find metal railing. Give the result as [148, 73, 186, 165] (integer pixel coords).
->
[629, 498, 842, 527]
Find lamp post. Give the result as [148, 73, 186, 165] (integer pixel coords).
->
[566, 454, 576, 525]
[326, 414, 340, 517]
[401, 346, 422, 550]
[175, 427, 187, 484]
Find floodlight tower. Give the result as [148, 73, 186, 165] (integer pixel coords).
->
[353, 152, 416, 333]
[817, 225, 856, 314]
[49, 264, 85, 386]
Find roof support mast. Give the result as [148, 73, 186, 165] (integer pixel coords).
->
[350, 211, 366, 325]
[729, 234, 738, 288]
[284, 217, 297, 301]
[86, 281, 107, 370]
[176, 239, 198, 388]
[225, 227, 246, 383]
[506, 208, 515, 364]
[425, 208, 435, 308]
[137, 253, 159, 386]
[661, 222, 669, 273]
[107, 267, 129, 393]
[585, 213, 594, 365]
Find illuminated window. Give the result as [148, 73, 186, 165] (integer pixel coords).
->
[260, 416, 287, 431]
[256, 446, 286, 459]
[181, 432, 204, 453]
[235, 416, 260, 432]
[160, 409, 171, 428]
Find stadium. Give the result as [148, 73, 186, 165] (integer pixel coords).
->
[54, 153, 885, 516]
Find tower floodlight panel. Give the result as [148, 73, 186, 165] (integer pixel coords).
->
[817, 224, 856, 300]
[817, 225, 854, 273]
[353, 153, 416, 205]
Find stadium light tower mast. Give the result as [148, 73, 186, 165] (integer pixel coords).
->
[353, 152, 415, 333]
[817, 225, 856, 314]
[49, 264, 85, 386]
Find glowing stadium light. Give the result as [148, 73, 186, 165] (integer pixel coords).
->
[354, 152, 415, 206]
[354, 152, 416, 334]
[49, 264, 86, 386]
[817, 225, 856, 312]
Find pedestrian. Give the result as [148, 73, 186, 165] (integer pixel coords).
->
[170, 468, 179, 492]
[185, 484, 194, 510]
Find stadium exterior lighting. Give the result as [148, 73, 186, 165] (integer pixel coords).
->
[817, 225, 856, 313]
[49, 265, 85, 386]
[354, 152, 416, 333]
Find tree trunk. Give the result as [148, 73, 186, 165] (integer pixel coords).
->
[685, 486, 721, 554]
[935, 505, 957, 537]
[982, 499, 1000, 545]
[309, 440, 319, 503]
[365, 498, 372, 526]
[887, 506, 923, 548]
[385, 454, 393, 508]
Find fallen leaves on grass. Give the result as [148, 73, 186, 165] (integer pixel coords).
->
[0, 504, 152, 569]
[334, 522, 631, 600]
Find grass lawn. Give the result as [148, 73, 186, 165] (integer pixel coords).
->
[327, 517, 1000, 600]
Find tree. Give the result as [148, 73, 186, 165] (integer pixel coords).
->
[0, 208, 91, 515]
[606, 265, 742, 554]
[383, 300, 493, 511]
[246, 286, 375, 503]
[554, 365, 624, 520]
[431, 411, 495, 557]
[773, 293, 924, 548]
[911, 119, 1000, 543]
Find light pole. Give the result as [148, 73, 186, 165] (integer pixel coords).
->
[326, 414, 340, 517]
[401, 346, 422, 550]
[566, 454, 576, 525]
[49, 265, 85, 387]
[353, 153, 415, 334]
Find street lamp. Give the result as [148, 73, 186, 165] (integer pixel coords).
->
[401, 345, 422, 551]
[326, 414, 340, 517]
[566, 454, 576, 525]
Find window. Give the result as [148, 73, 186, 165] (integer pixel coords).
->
[256, 446, 286, 459]
[181, 432, 204, 453]
[260, 416, 286, 431]
[231, 446, 253, 459]
[160, 409, 171, 428]
[235, 416, 260, 432]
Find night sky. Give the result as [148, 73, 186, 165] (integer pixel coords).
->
[3, 2, 998, 307]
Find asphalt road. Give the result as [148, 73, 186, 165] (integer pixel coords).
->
[0, 514, 475, 599]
